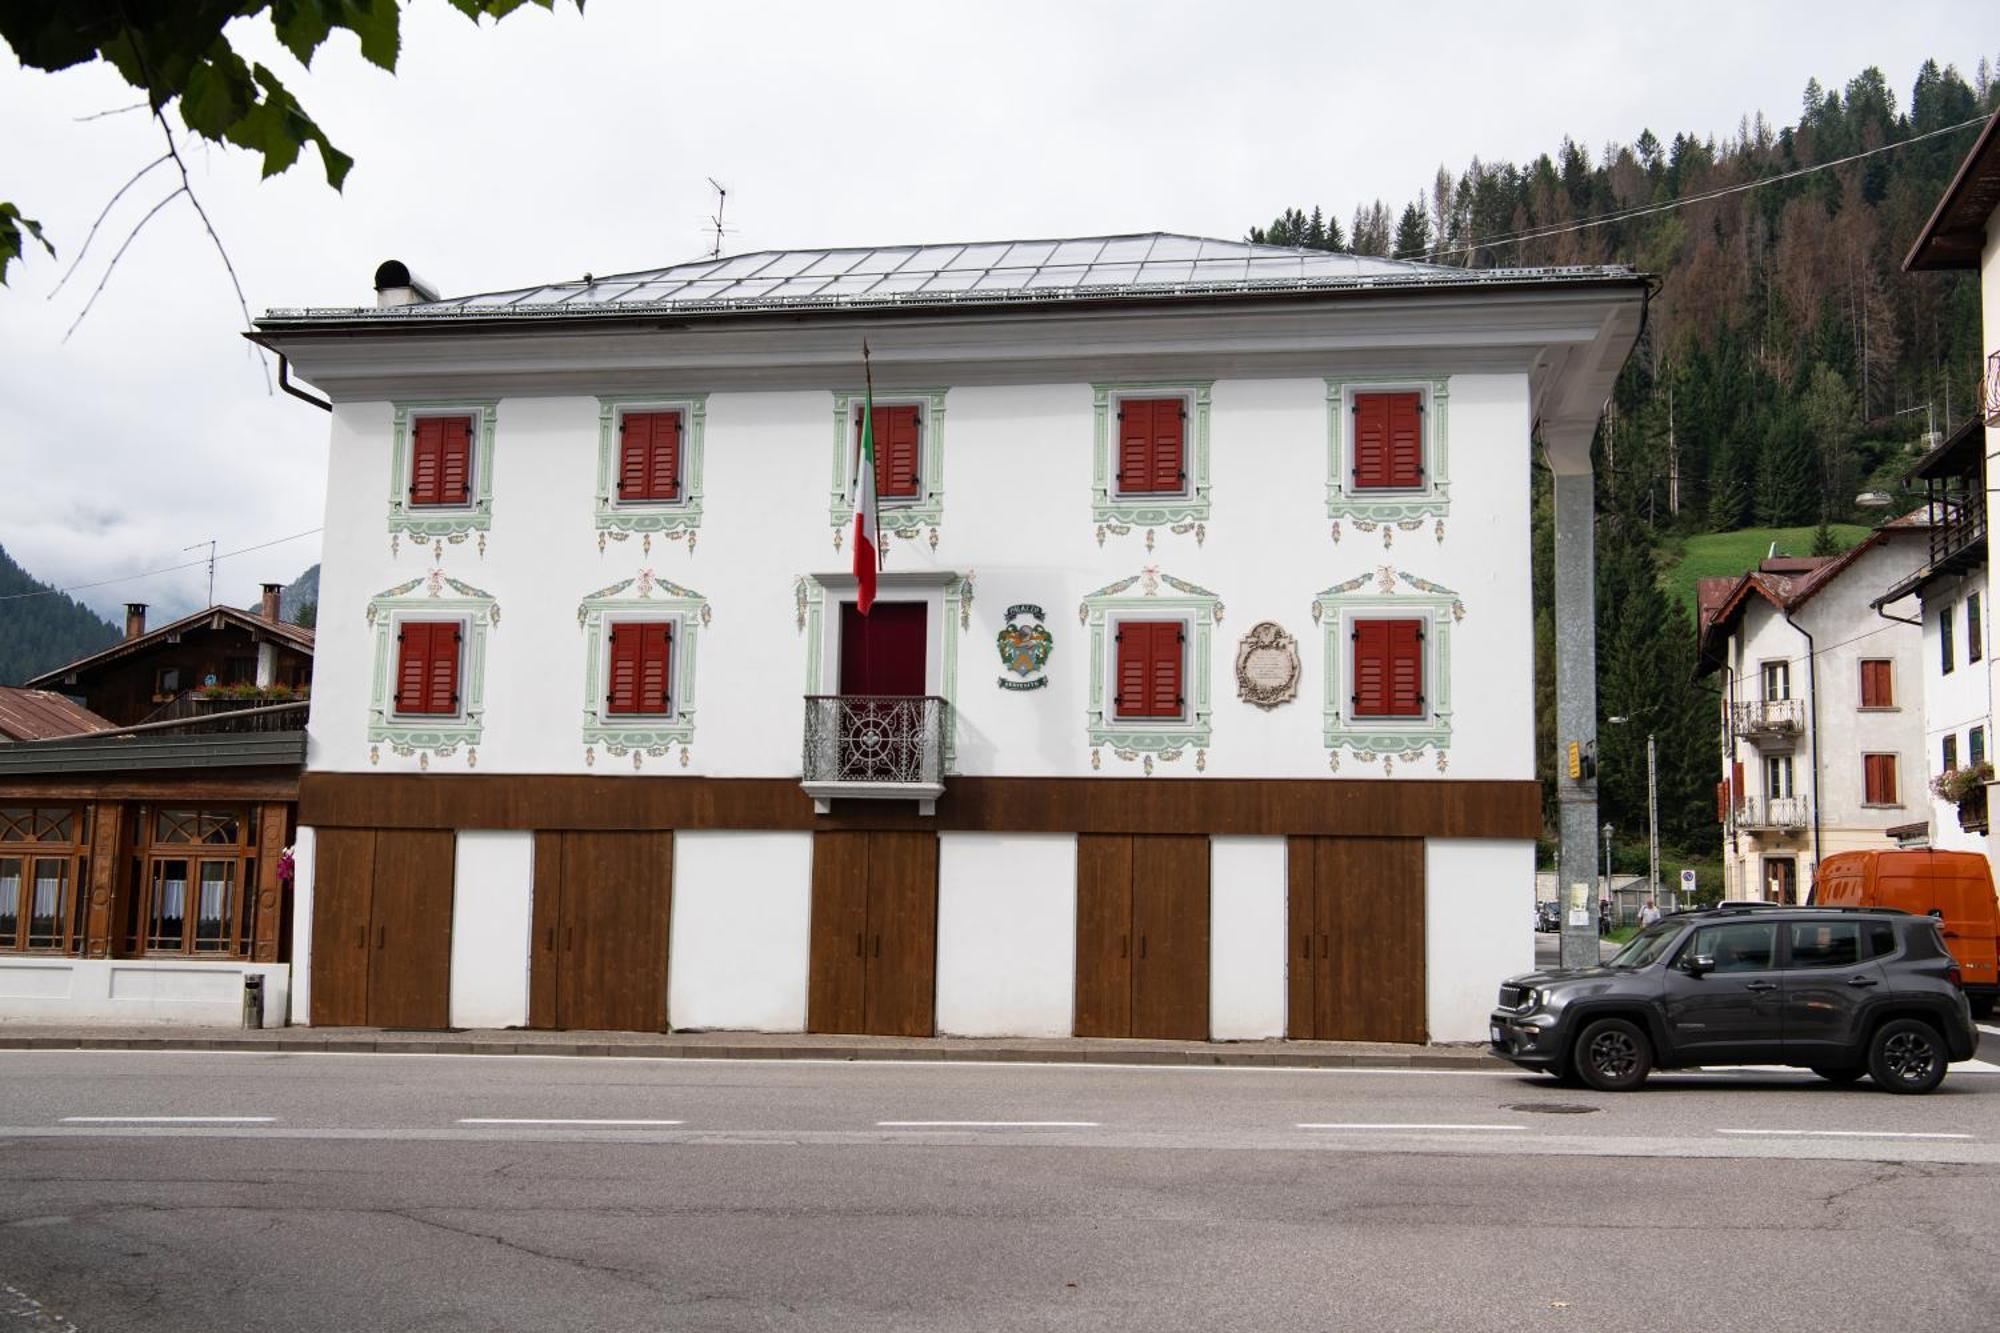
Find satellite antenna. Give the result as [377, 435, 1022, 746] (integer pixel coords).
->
[705, 178, 731, 259]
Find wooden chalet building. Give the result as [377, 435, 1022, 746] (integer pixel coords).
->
[256, 235, 1643, 1042]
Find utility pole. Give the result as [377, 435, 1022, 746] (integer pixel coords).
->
[1647, 732, 1661, 908]
[185, 539, 216, 607]
[1601, 821, 1615, 930]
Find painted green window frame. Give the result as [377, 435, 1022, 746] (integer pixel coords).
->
[365, 574, 500, 760]
[796, 570, 970, 766]
[1324, 375, 1451, 539]
[1311, 568, 1464, 769]
[827, 388, 950, 546]
[388, 401, 498, 549]
[1092, 381, 1213, 543]
[576, 574, 711, 760]
[594, 394, 708, 551]
[1080, 570, 1223, 764]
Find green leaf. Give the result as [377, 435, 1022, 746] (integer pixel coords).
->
[0, 202, 56, 287]
[177, 47, 256, 139]
[342, 0, 403, 70]
[270, 0, 336, 67]
[220, 63, 353, 188]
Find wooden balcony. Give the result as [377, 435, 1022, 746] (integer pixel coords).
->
[801, 695, 948, 815]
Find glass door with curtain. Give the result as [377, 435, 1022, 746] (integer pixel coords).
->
[0, 806, 89, 955]
[138, 807, 255, 958]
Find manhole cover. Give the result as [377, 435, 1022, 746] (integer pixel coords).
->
[1505, 1103, 1600, 1115]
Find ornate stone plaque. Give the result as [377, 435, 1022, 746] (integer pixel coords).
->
[1236, 621, 1299, 710]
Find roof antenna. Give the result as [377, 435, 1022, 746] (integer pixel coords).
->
[705, 178, 731, 259]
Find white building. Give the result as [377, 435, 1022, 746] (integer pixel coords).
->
[1696, 519, 1933, 900]
[255, 234, 1643, 1044]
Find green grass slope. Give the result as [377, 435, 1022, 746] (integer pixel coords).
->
[1660, 524, 1873, 618]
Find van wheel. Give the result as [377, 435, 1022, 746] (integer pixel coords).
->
[1867, 1018, 1947, 1094]
[1809, 1065, 1865, 1084]
[1573, 1018, 1652, 1092]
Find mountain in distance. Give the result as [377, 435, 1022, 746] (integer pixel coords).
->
[0, 543, 120, 686]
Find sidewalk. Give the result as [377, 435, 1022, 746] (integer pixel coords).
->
[0, 1022, 1500, 1070]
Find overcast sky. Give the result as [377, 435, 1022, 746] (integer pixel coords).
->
[1, 1, 1994, 624]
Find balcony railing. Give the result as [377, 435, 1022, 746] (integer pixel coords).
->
[1735, 796, 1812, 831]
[1983, 350, 2000, 427]
[1730, 698, 1805, 740]
[801, 694, 948, 814]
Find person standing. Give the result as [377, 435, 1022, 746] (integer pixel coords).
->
[1639, 898, 1662, 927]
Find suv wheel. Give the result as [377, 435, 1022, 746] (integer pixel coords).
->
[1573, 1018, 1652, 1092]
[1866, 1018, 1947, 1095]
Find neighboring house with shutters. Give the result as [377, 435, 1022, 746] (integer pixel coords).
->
[254, 235, 1643, 1044]
[1696, 516, 1934, 901]
[0, 584, 309, 1026]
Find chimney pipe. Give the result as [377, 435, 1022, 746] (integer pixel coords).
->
[260, 583, 284, 622]
[125, 603, 147, 640]
[373, 259, 438, 308]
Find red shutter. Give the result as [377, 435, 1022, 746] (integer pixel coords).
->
[1859, 660, 1891, 708]
[1715, 781, 1729, 824]
[394, 622, 461, 715]
[1352, 618, 1424, 717]
[409, 419, 444, 505]
[427, 624, 461, 714]
[1115, 621, 1182, 718]
[606, 622, 672, 715]
[648, 413, 681, 501]
[606, 625, 640, 715]
[1116, 398, 1186, 494]
[394, 623, 432, 713]
[618, 412, 681, 502]
[1353, 391, 1422, 490]
[411, 417, 472, 507]
[872, 405, 921, 499]
[1731, 761, 1745, 808]
[1864, 755, 1897, 805]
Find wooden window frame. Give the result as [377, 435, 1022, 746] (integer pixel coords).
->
[1971, 726, 1987, 768]
[1349, 616, 1427, 719]
[1944, 734, 1960, 773]
[1110, 393, 1192, 499]
[1862, 752, 1900, 807]
[1969, 592, 1983, 665]
[1858, 658, 1894, 710]
[1110, 618, 1187, 723]
[1349, 390, 1426, 492]
[1760, 659, 1791, 701]
[613, 408, 686, 506]
[0, 805, 89, 957]
[133, 805, 258, 960]
[405, 411, 478, 510]
[603, 618, 675, 719]
[391, 617, 467, 720]
[1765, 754, 1794, 800]
[1942, 602, 1956, 675]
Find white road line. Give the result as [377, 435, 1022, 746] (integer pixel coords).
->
[1716, 1128, 1974, 1140]
[61, 1104, 276, 1112]
[1978, 1023, 2000, 1038]
[1297, 1122, 1527, 1132]
[456, 1117, 685, 1126]
[875, 1120, 1100, 1128]
[59, 1115, 275, 1124]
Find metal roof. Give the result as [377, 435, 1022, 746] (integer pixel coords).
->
[260, 232, 1636, 325]
[0, 731, 305, 775]
[0, 688, 115, 743]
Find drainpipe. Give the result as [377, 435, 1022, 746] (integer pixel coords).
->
[279, 356, 332, 413]
[1783, 608, 1823, 877]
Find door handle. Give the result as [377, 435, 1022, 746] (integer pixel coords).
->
[376, 925, 385, 950]
[544, 926, 554, 952]
[1744, 980, 1776, 992]
[873, 934, 881, 959]
[1120, 934, 1128, 960]
[565, 926, 574, 952]
[1140, 935, 1148, 960]
[855, 932, 863, 958]
[1846, 976, 1879, 987]
[355, 925, 365, 949]
[1321, 934, 1328, 960]
[1302, 935, 1311, 960]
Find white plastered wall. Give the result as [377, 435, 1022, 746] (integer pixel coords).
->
[668, 831, 813, 1031]
[0, 959, 290, 1028]
[1425, 838, 1534, 1042]
[1210, 836, 1286, 1040]
[289, 825, 316, 1023]
[935, 833, 1076, 1037]
[448, 831, 533, 1029]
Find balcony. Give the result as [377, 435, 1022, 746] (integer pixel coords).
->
[1730, 698, 1805, 744]
[801, 695, 948, 815]
[1735, 796, 1812, 831]
[1984, 350, 2000, 427]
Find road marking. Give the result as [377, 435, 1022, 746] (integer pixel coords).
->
[59, 1115, 275, 1124]
[1297, 1122, 1527, 1132]
[1978, 1023, 2000, 1038]
[1716, 1128, 1974, 1140]
[875, 1120, 1100, 1128]
[456, 1117, 685, 1126]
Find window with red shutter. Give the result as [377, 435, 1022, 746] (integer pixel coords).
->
[1863, 754, 1899, 805]
[1113, 620, 1184, 719]
[409, 416, 475, 508]
[1858, 659, 1892, 708]
[860, 404, 922, 500]
[393, 621, 462, 716]
[616, 411, 682, 504]
[1351, 618, 1425, 718]
[605, 621, 673, 716]
[1351, 391, 1424, 491]
[1115, 397, 1188, 495]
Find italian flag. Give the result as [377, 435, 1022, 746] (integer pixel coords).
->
[853, 381, 880, 614]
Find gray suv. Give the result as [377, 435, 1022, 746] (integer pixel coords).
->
[1490, 906, 1977, 1092]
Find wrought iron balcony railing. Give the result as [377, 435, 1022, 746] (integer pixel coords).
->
[1735, 796, 1811, 831]
[1730, 698, 1805, 740]
[1983, 350, 2000, 427]
[801, 694, 948, 814]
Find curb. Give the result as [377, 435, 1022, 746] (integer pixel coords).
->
[0, 1033, 1503, 1071]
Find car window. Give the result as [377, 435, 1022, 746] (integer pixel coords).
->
[1685, 922, 1777, 972]
[1608, 923, 1682, 968]
[1787, 921, 1861, 969]
[1863, 921, 1897, 959]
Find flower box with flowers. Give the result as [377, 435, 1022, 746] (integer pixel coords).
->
[1931, 762, 1992, 834]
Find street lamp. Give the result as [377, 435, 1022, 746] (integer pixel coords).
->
[1607, 715, 1661, 910]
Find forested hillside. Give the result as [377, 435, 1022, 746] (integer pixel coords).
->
[0, 545, 118, 687]
[1252, 58, 2000, 867]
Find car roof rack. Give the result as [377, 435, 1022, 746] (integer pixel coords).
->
[1691, 903, 1911, 917]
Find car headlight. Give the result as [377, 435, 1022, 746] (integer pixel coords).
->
[1519, 988, 1541, 1011]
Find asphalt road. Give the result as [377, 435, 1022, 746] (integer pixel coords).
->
[5, 1049, 2000, 1332]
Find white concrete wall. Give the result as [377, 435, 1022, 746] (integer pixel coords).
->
[1919, 569, 1992, 855]
[1425, 839, 1534, 1043]
[935, 833, 1075, 1037]
[448, 831, 533, 1029]
[289, 825, 316, 1023]
[667, 831, 813, 1032]
[306, 374, 1535, 783]
[1209, 837, 1286, 1040]
[0, 958, 291, 1028]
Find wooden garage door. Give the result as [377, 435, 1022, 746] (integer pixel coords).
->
[1075, 834, 1209, 1040]
[529, 831, 673, 1032]
[309, 828, 455, 1029]
[1287, 836, 1425, 1043]
[807, 830, 938, 1037]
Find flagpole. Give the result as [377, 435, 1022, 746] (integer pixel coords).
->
[861, 340, 883, 571]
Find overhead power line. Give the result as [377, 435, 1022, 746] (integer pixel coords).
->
[0, 527, 323, 604]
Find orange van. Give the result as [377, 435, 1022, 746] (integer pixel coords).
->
[1812, 850, 1999, 1016]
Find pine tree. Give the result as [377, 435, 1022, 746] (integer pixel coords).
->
[1392, 201, 1431, 259]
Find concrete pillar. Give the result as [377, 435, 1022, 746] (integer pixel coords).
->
[1553, 467, 1601, 969]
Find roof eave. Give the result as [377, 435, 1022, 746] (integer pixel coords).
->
[1903, 107, 2000, 273]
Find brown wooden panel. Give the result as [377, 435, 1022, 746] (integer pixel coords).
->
[1314, 837, 1426, 1043]
[1131, 835, 1209, 1041]
[1, 774, 299, 804]
[300, 774, 1541, 841]
[555, 831, 672, 1033]
[527, 831, 562, 1031]
[1285, 836, 1316, 1040]
[252, 803, 289, 963]
[862, 830, 938, 1038]
[82, 801, 126, 959]
[807, 831, 868, 1034]
[366, 829, 455, 1029]
[309, 828, 375, 1027]
[1073, 834, 1134, 1038]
